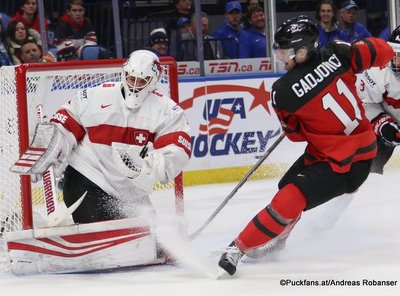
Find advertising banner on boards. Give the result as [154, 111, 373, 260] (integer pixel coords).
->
[178, 76, 303, 176]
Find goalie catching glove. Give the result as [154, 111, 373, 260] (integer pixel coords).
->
[371, 112, 400, 147]
[112, 142, 167, 194]
[9, 123, 75, 178]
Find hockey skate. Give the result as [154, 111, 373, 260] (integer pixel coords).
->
[218, 242, 244, 276]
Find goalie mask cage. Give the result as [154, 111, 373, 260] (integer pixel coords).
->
[0, 57, 183, 258]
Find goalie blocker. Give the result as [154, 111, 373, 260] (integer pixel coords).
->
[5, 217, 171, 275]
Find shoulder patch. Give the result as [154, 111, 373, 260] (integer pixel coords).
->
[77, 89, 88, 101]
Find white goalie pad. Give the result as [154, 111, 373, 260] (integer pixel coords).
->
[9, 123, 66, 175]
[4, 218, 164, 275]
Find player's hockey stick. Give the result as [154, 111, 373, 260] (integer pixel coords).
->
[188, 133, 286, 241]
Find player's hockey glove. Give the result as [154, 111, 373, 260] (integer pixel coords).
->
[371, 112, 400, 147]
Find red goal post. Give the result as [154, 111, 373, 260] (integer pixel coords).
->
[0, 57, 183, 243]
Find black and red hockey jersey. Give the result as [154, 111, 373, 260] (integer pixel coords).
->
[272, 38, 394, 173]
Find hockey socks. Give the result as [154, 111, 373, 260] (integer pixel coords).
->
[236, 183, 306, 252]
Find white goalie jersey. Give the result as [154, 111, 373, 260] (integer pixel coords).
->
[50, 82, 191, 197]
[357, 66, 400, 122]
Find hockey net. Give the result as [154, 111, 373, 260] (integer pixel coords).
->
[0, 57, 183, 259]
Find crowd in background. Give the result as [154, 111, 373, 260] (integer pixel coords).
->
[0, 0, 391, 67]
[0, 0, 112, 66]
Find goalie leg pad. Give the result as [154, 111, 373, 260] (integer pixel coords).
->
[5, 218, 160, 274]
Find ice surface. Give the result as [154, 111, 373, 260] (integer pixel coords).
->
[1, 169, 399, 296]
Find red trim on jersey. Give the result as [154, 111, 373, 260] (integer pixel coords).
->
[352, 38, 394, 71]
[154, 131, 191, 157]
[50, 109, 86, 142]
[385, 96, 400, 109]
[87, 125, 155, 146]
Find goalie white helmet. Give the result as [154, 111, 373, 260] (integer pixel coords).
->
[121, 50, 162, 109]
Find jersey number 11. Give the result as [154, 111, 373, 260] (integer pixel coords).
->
[322, 78, 362, 135]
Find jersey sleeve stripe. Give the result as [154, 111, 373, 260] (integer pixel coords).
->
[50, 109, 86, 142]
[363, 38, 376, 68]
[352, 45, 363, 72]
[154, 131, 191, 157]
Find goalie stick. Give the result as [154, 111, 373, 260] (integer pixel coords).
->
[46, 191, 87, 227]
[35, 95, 88, 226]
[10, 84, 85, 227]
[35, 103, 67, 227]
[188, 133, 286, 241]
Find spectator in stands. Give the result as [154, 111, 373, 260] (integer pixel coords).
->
[148, 0, 193, 30]
[54, 0, 97, 61]
[1, 12, 11, 29]
[9, 0, 49, 43]
[168, 0, 192, 31]
[242, 0, 262, 29]
[366, 8, 387, 38]
[0, 21, 13, 66]
[180, 12, 223, 61]
[338, 0, 371, 42]
[20, 39, 55, 63]
[246, 0, 262, 10]
[147, 0, 193, 58]
[315, 0, 346, 47]
[177, 17, 191, 35]
[244, 5, 267, 57]
[6, 19, 41, 64]
[213, 1, 250, 59]
[145, 28, 170, 57]
[379, 26, 390, 41]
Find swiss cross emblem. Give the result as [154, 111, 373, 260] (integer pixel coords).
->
[134, 131, 148, 145]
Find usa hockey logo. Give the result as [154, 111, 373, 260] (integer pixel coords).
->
[180, 82, 278, 158]
[181, 81, 271, 137]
